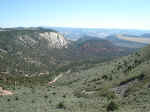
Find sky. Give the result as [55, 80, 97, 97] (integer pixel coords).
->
[0, 0, 150, 30]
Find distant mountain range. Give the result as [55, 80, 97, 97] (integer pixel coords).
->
[49, 27, 150, 48]
[50, 27, 150, 39]
[141, 33, 150, 37]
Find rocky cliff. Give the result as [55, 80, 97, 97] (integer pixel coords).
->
[38, 32, 68, 48]
[14, 30, 69, 49]
[0, 28, 70, 75]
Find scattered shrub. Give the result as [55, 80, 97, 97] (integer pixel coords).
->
[15, 97, 19, 101]
[102, 75, 108, 80]
[52, 92, 56, 95]
[44, 95, 48, 99]
[56, 101, 65, 109]
[107, 101, 119, 111]
[48, 100, 51, 104]
[148, 84, 150, 88]
[73, 89, 86, 98]
[32, 100, 35, 103]
[7, 98, 10, 102]
[62, 94, 66, 98]
[100, 90, 116, 100]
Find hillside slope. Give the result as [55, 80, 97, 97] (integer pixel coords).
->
[75, 36, 134, 57]
[0, 28, 71, 76]
[0, 29, 134, 76]
[0, 44, 150, 112]
[57, 45, 150, 112]
[50, 45, 150, 112]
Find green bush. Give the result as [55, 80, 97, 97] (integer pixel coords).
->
[56, 101, 65, 109]
[107, 101, 119, 111]
[99, 89, 116, 100]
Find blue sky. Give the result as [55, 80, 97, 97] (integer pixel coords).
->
[0, 0, 150, 29]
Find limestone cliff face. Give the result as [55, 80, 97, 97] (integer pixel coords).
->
[39, 32, 68, 48]
[17, 31, 69, 49]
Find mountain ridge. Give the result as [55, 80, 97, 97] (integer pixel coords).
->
[0, 28, 134, 76]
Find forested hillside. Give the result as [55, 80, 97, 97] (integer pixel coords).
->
[0, 43, 150, 112]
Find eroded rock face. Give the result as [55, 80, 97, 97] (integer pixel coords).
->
[17, 31, 68, 49]
[39, 32, 68, 49]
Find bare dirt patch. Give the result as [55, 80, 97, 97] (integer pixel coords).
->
[0, 87, 13, 96]
[48, 74, 63, 86]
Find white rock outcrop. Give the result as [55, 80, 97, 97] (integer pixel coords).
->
[39, 32, 68, 48]
[17, 31, 68, 49]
